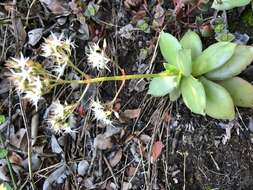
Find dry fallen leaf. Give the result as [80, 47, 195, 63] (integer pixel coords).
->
[140, 134, 151, 145]
[94, 134, 113, 150]
[22, 153, 41, 172]
[40, 0, 70, 15]
[43, 165, 68, 190]
[151, 141, 164, 163]
[10, 128, 27, 150]
[51, 135, 63, 154]
[28, 28, 43, 46]
[109, 149, 122, 167]
[122, 182, 132, 190]
[126, 166, 137, 177]
[12, 17, 26, 52]
[9, 152, 23, 165]
[31, 112, 39, 146]
[122, 108, 141, 119]
[0, 163, 10, 181]
[152, 3, 165, 29]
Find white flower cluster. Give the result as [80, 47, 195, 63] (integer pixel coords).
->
[6, 54, 45, 109]
[91, 100, 112, 125]
[45, 100, 74, 133]
[41, 33, 74, 78]
[86, 41, 110, 71]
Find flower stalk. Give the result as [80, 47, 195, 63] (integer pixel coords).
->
[53, 71, 177, 85]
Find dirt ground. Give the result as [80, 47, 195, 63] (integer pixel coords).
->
[0, 0, 253, 190]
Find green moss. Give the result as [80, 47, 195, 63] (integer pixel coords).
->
[242, 9, 253, 27]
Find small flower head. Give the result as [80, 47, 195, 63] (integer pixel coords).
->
[42, 33, 74, 77]
[42, 33, 74, 58]
[91, 100, 112, 125]
[86, 40, 110, 71]
[6, 54, 46, 109]
[45, 100, 75, 133]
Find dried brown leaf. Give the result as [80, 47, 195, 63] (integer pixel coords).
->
[94, 134, 112, 150]
[10, 128, 27, 150]
[109, 149, 122, 167]
[122, 108, 141, 119]
[40, 0, 70, 15]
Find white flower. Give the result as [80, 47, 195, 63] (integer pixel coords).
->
[45, 100, 73, 133]
[91, 100, 112, 125]
[42, 33, 74, 58]
[41, 33, 74, 78]
[23, 77, 43, 109]
[86, 42, 110, 71]
[8, 54, 32, 81]
[6, 54, 45, 109]
[11, 54, 29, 69]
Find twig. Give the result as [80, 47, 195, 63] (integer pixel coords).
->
[183, 151, 188, 190]
[103, 155, 119, 188]
[25, 0, 37, 27]
[19, 96, 36, 190]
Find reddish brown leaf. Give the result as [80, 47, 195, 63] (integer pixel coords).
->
[151, 141, 164, 163]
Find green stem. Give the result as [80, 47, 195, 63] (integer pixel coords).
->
[0, 134, 17, 189]
[53, 72, 176, 85]
[68, 60, 89, 79]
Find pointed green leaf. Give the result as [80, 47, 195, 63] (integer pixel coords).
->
[200, 77, 235, 120]
[175, 49, 192, 76]
[148, 75, 178, 97]
[206, 45, 253, 80]
[180, 31, 202, 60]
[218, 77, 253, 108]
[192, 42, 236, 76]
[181, 76, 206, 115]
[159, 32, 182, 66]
[212, 0, 251, 10]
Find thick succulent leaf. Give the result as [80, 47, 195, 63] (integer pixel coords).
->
[159, 32, 182, 66]
[218, 77, 253, 108]
[206, 45, 253, 80]
[148, 75, 178, 97]
[169, 87, 181, 101]
[192, 42, 236, 76]
[163, 63, 179, 73]
[180, 31, 202, 60]
[212, 0, 251, 10]
[175, 49, 192, 76]
[181, 76, 206, 115]
[200, 77, 235, 120]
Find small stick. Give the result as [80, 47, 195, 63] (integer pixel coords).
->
[19, 96, 36, 190]
[103, 155, 119, 188]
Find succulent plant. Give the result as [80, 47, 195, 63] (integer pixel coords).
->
[148, 31, 253, 120]
[212, 0, 251, 11]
